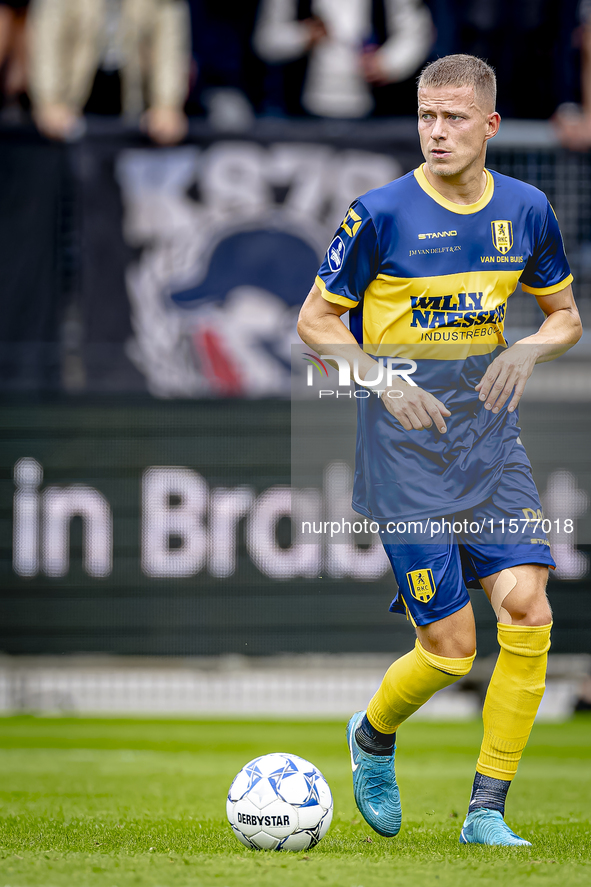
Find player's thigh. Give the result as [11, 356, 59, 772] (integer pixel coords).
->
[382, 536, 476, 657]
[463, 448, 554, 626]
[479, 563, 552, 626]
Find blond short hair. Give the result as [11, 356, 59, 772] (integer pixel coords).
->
[418, 55, 496, 111]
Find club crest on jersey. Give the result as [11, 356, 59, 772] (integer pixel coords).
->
[491, 220, 513, 254]
[407, 568, 436, 602]
[328, 235, 345, 271]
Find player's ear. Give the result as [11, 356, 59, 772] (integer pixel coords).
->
[484, 111, 501, 141]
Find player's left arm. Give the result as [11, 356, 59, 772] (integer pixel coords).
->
[475, 283, 582, 413]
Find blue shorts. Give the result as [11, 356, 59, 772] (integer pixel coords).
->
[382, 448, 555, 626]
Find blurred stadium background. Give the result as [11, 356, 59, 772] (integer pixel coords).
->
[1, 0, 590, 721]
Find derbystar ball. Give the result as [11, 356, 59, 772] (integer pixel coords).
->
[227, 752, 333, 851]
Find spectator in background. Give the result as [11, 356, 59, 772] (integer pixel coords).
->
[187, 0, 265, 129]
[427, 0, 579, 122]
[554, 0, 591, 150]
[0, 0, 29, 114]
[28, 0, 191, 143]
[253, 0, 433, 118]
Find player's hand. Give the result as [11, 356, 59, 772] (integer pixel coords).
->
[380, 383, 450, 433]
[475, 344, 538, 414]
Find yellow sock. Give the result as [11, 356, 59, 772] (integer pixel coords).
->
[477, 622, 552, 781]
[367, 639, 476, 733]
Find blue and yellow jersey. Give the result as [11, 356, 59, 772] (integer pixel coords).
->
[315, 165, 573, 521]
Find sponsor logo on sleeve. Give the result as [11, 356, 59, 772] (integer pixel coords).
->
[327, 235, 345, 271]
[341, 206, 362, 237]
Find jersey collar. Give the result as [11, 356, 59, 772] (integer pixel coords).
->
[414, 164, 494, 214]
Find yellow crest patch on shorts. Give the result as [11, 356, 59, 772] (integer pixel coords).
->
[406, 569, 436, 602]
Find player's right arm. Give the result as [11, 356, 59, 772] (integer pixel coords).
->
[297, 284, 450, 433]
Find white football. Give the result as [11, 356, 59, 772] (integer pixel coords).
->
[226, 752, 333, 851]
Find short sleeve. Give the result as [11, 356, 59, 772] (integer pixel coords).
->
[315, 200, 379, 308]
[520, 201, 573, 295]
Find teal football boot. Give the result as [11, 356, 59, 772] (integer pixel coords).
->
[346, 710, 401, 837]
[459, 808, 531, 846]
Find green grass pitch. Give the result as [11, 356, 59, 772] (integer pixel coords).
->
[0, 715, 590, 887]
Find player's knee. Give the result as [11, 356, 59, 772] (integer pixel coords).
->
[416, 638, 475, 677]
[417, 603, 476, 660]
[504, 596, 553, 626]
[449, 639, 476, 661]
[503, 583, 552, 626]
[492, 565, 551, 626]
[443, 638, 475, 660]
[418, 630, 476, 660]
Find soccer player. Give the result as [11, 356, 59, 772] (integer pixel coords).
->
[297, 54, 582, 846]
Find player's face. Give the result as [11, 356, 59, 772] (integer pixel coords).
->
[417, 86, 498, 180]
